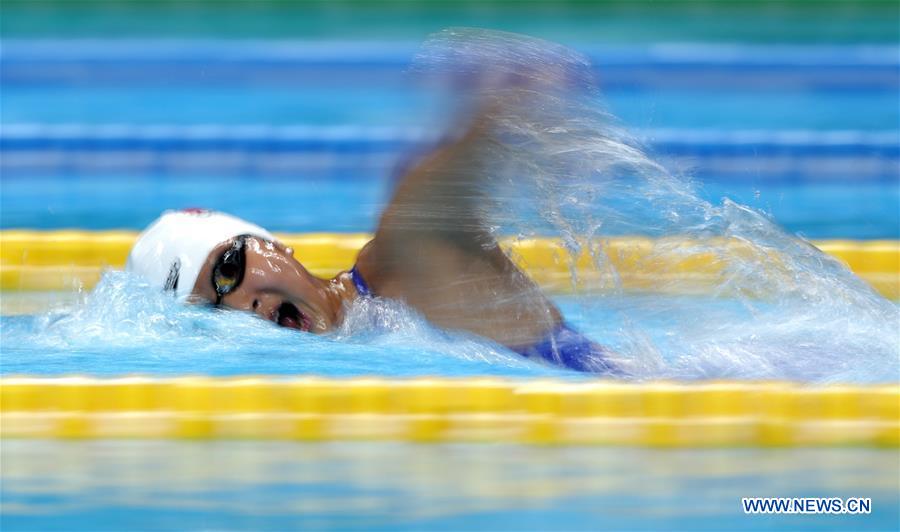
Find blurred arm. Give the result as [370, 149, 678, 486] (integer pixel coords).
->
[356, 110, 562, 348]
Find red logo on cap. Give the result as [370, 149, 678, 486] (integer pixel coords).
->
[181, 208, 209, 215]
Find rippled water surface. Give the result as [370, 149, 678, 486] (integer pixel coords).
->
[2, 442, 898, 531]
[1, 268, 897, 383]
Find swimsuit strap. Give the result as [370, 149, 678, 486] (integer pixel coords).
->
[348, 265, 372, 297]
[514, 322, 620, 375]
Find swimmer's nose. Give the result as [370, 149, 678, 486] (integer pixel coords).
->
[253, 293, 286, 323]
[227, 291, 281, 323]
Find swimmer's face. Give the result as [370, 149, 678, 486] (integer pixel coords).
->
[191, 236, 337, 333]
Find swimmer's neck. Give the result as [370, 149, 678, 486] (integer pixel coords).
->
[307, 240, 376, 330]
[318, 269, 365, 328]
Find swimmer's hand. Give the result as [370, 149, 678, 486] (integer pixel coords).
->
[356, 109, 562, 348]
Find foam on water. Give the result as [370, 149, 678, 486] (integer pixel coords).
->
[406, 28, 899, 382]
[1, 29, 897, 382]
[0, 268, 895, 381]
[0, 270, 569, 378]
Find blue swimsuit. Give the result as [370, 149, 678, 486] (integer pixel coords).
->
[349, 266, 372, 297]
[349, 266, 618, 375]
[511, 322, 619, 374]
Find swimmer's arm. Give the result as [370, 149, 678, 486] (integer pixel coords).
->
[378, 114, 498, 251]
[359, 113, 562, 347]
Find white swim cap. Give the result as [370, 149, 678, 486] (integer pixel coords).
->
[126, 209, 275, 299]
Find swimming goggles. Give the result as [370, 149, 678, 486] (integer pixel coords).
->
[211, 234, 251, 306]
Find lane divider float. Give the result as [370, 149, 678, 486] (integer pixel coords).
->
[1, 377, 897, 447]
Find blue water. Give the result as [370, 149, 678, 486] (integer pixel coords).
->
[2, 175, 898, 239]
[2, 86, 897, 130]
[2, 33, 899, 532]
[2, 442, 898, 531]
[0, 277, 687, 379]
[3, 34, 900, 383]
[2, 269, 896, 383]
[2, 41, 899, 239]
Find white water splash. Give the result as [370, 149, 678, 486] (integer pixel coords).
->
[409, 28, 899, 383]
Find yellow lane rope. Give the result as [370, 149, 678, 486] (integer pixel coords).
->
[1, 377, 897, 447]
[2, 231, 897, 298]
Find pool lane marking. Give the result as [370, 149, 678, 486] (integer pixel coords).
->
[1, 378, 897, 446]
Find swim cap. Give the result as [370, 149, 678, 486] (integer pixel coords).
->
[126, 209, 275, 299]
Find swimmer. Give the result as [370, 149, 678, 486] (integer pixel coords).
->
[127, 111, 618, 374]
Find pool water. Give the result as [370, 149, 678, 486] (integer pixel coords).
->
[2, 40, 899, 239]
[4, 37, 898, 384]
[2, 5, 899, 531]
[3, 442, 898, 531]
[3, 175, 898, 239]
[2, 271, 897, 383]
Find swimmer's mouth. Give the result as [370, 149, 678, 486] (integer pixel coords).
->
[273, 301, 311, 332]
